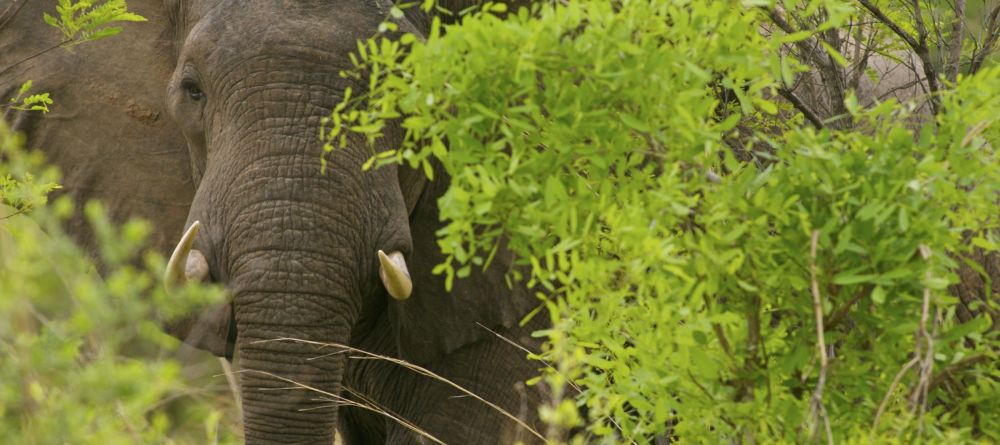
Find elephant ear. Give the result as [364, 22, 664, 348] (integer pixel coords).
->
[163, 302, 237, 360]
[390, 165, 538, 365]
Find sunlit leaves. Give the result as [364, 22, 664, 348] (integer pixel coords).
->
[0, 122, 237, 444]
[328, 1, 1000, 442]
[6, 81, 53, 114]
[43, 0, 146, 46]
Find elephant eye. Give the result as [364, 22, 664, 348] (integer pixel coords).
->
[181, 78, 204, 101]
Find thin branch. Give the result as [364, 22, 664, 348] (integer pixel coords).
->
[856, 0, 920, 50]
[778, 87, 826, 129]
[872, 356, 920, 429]
[856, 0, 941, 114]
[945, 0, 966, 82]
[871, 244, 937, 431]
[0, 207, 28, 220]
[807, 230, 833, 445]
[969, 4, 1000, 73]
[927, 354, 989, 392]
[0, 42, 66, 79]
[824, 284, 873, 331]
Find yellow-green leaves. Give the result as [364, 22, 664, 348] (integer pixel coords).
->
[43, 0, 146, 46]
[7, 81, 53, 114]
[327, 0, 1000, 442]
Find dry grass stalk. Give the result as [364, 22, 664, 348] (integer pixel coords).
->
[252, 337, 548, 443]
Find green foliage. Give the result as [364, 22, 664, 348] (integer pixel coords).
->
[327, 0, 1000, 442]
[6, 81, 53, 114]
[43, 0, 146, 46]
[0, 122, 59, 218]
[0, 121, 240, 444]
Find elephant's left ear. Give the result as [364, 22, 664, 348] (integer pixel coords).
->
[389, 167, 539, 365]
[163, 302, 237, 360]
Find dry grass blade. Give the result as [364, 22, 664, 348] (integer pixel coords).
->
[475, 322, 638, 444]
[233, 369, 446, 445]
[218, 357, 242, 416]
[253, 337, 548, 443]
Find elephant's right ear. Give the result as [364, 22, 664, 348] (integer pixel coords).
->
[390, 165, 540, 365]
[163, 302, 236, 360]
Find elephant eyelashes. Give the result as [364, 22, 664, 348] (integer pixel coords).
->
[181, 79, 204, 101]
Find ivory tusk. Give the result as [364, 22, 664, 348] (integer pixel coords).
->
[165, 221, 209, 291]
[378, 250, 412, 300]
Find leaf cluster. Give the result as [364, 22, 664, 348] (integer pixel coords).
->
[43, 0, 146, 46]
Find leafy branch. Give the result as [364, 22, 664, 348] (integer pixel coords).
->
[4, 80, 53, 113]
[0, 0, 146, 79]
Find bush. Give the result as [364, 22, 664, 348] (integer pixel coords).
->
[0, 120, 240, 444]
[328, 1, 1000, 442]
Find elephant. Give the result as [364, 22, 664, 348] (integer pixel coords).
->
[3, 0, 547, 443]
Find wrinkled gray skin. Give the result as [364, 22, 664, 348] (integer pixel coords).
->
[3, 0, 544, 443]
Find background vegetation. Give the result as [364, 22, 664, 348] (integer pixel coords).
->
[3, 0, 999, 443]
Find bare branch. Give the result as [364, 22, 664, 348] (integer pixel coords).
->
[969, 4, 1000, 73]
[855, 0, 942, 113]
[928, 354, 989, 392]
[856, 0, 920, 49]
[807, 230, 833, 445]
[946, 0, 966, 82]
[778, 87, 826, 129]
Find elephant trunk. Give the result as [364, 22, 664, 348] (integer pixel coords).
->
[216, 129, 389, 442]
[235, 291, 350, 444]
[227, 238, 360, 443]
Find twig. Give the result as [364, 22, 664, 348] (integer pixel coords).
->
[0, 42, 66, 78]
[908, 245, 936, 421]
[945, 0, 966, 82]
[871, 244, 937, 431]
[872, 356, 920, 429]
[807, 230, 833, 445]
[824, 284, 873, 330]
[969, 4, 1000, 74]
[927, 354, 988, 392]
[856, 0, 942, 114]
[218, 357, 243, 417]
[0, 207, 28, 220]
[778, 87, 826, 129]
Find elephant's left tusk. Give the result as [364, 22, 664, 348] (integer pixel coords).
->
[378, 250, 412, 300]
[165, 221, 209, 292]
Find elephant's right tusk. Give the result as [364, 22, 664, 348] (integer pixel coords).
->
[378, 250, 412, 300]
[165, 221, 210, 292]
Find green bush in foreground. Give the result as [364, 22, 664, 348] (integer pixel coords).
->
[327, 1, 1000, 442]
[0, 120, 239, 444]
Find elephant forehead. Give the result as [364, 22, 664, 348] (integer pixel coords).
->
[191, 0, 388, 58]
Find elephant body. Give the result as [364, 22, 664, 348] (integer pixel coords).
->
[2, 0, 547, 443]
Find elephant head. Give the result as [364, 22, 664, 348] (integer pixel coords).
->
[162, 0, 538, 442]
